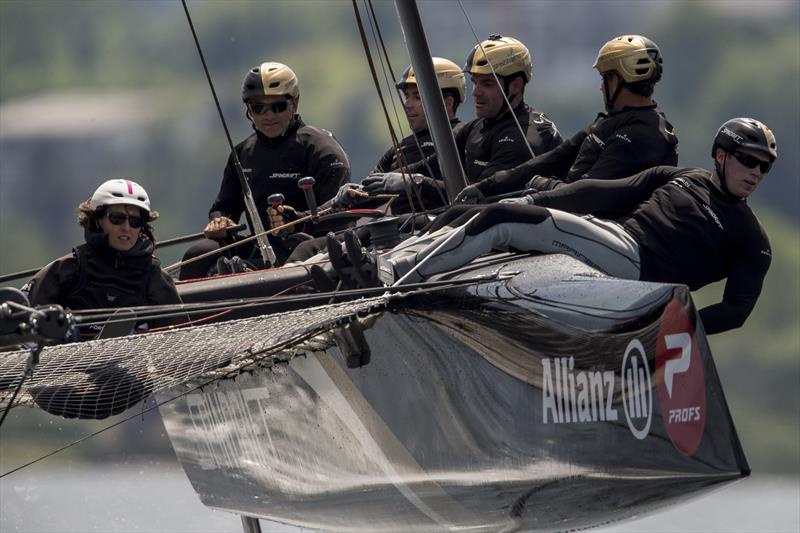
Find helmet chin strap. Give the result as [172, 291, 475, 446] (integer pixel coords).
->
[715, 152, 735, 198]
[602, 73, 624, 113]
[496, 77, 518, 118]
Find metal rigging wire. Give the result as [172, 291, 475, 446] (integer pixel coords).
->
[456, 0, 536, 159]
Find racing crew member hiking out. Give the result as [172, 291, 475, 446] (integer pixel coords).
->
[179, 61, 351, 280]
[24, 179, 182, 336]
[455, 34, 678, 204]
[378, 118, 776, 335]
[360, 35, 562, 205]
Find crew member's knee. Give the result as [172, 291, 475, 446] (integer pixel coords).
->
[466, 204, 550, 235]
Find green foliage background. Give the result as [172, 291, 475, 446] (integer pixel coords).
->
[0, 0, 797, 474]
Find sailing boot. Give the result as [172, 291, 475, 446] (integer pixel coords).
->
[343, 230, 379, 288]
[325, 233, 357, 289]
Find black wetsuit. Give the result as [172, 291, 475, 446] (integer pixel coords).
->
[395, 166, 769, 334]
[180, 115, 351, 279]
[210, 115, 350, 223]
[373, 118, 464, 174]
[371, 118, 464, 213]
[25, 232, 182, 335]
[475, 105, 678, 196]
[406, 103, 562, 188]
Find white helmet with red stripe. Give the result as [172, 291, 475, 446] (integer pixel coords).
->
[89, 179, 151, 213]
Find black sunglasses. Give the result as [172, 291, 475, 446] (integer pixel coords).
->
[249, 100, 292, 115]
[106, 211, 144, 229]
[732, 151, 772, 174]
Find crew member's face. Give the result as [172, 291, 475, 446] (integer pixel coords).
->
[471, 73, 504, 118]
[718, 146, 771, 199]
[100, 204, 142, 252]
[248, 95, 297, 138]
[403, 86, 428, 133]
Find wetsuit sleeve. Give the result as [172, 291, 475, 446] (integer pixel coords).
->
[372, 146, 396, 174]
[479, 128, 589, 196]
[400, 121, 472, 180]
[565, 122, 671, 183]
[698, 230, 771, 335]
[209, 153, 246, 222]
[532, 166, 678, 217]
[25, 256, 77, 307]
[307, 133, 351, 204]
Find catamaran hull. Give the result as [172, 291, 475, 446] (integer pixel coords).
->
[158, 254, 748, 532]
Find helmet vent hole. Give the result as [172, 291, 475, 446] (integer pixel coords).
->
[112, 193, 123, 197]
[636, 58, 650, 64]
[137, 196, 145, 201]
[267, 67, 277, 72]
[269, 81, 280, 88]
[477, 60, 488, 66]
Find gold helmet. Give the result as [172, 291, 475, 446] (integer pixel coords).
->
[593, 35, 663, 83]
[396, 57, 467, 103]
[464, 35, 532, 82]
[241, 62, 300, 102]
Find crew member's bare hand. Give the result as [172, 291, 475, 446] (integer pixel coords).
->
[204, 216, 235, 239]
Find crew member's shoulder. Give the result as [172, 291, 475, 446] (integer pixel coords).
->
[296, 123, 343, 144]
[604, 106, 677, 140]
[525, 107, 557, 125]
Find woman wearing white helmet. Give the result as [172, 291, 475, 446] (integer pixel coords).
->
[25, 179, 182, 335]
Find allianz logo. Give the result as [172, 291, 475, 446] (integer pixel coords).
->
[541, 339, 652, 440]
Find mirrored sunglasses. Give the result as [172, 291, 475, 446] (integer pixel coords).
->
[732, 151, 772, 174]
[107, 211, 144, 229]
[249, 100, 291, 115]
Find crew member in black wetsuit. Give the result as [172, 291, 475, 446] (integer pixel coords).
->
[286, 58, 467, 265]
[379, 118, 776, 334]
[455, 34, 678, 204]
[24, 179, 182, 336]
[179, 62, 351, 279]
[360, 35, 562, 202]
[331, 57, 467, 214]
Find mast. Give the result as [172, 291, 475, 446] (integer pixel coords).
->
[394, 0, 467, 202]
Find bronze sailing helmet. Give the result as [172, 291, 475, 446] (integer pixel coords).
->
[593, 35, 663, 84]
[396, 57, 467, 103]
[711, 117, 778, 161]
[241, 62, 300, 102]
[463, 35, 532, 82]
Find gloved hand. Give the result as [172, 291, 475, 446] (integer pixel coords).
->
[203, 216, 236, 239]
[361, 172, 423, 195]
[267, 204, 299, 234]
[525, 175, 556, 192]
[453, 184, 486, 204]
[499, 194, 536, 206]
[332, 183, 366, 208]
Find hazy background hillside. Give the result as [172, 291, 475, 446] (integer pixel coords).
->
[0, 0, 798, 474]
